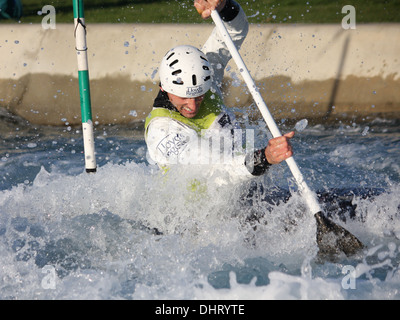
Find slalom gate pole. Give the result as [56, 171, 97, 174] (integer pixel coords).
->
[73, 0, 96, 173]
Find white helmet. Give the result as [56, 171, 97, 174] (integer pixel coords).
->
[159, 45, 212, 98]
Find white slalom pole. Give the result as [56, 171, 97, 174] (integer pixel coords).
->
[211, 10, 320, 214]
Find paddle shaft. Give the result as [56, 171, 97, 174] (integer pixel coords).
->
[73, 0, 96, 173]
[211, 10, 321, 215]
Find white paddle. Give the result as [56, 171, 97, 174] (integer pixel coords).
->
[211, 9, 363, 257]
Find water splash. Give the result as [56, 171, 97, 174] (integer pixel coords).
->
[295, 119, 308, 132]
[1, 117, 399, 299]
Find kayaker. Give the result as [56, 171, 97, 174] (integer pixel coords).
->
[145, 0, 294, 181]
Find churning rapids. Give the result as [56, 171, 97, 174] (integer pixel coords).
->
[1, 108, 399, 300]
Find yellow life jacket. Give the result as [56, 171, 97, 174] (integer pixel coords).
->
[144, 91, 225, 138]
[144, 91, 228, 199]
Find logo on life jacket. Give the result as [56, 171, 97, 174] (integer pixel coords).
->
[156, 133, 188, 158]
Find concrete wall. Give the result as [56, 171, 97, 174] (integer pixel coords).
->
[0, 23, 399, 126]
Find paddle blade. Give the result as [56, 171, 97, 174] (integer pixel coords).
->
[314, 211, 364, 258]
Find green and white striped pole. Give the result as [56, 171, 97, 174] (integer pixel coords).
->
[73, 0, 96, 173]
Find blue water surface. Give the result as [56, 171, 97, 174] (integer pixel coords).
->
[1, 109, 399, 300]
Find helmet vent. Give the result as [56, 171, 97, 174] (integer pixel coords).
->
[173, 79, 184, 85]
[172, 70, 182, 75]
[166, 52, 175, 60]
[169, 59, 179, 67]
[192, 75, 197, 86]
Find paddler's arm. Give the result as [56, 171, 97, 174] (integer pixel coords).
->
[196, 0, 249, 94]
[245, 132, 295, 176]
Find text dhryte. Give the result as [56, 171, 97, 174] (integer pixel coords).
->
[200, 304, 245, 315]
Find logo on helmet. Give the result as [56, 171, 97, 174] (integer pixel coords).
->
[186, 86, 204, 97]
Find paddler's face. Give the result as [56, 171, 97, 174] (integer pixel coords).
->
[167, 92, 205, 118]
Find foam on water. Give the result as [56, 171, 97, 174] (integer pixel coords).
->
[1, 113, 399, 300]
[0, 159, 399, 300]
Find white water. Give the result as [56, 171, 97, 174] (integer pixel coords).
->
[1, 162, 399, 300]
[0, 117, 399, 300]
